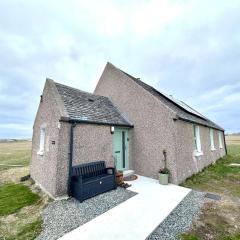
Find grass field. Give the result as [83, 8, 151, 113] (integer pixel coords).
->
[182, 144, 240, 240]
[225, 134, 240, 145]
[0, 140, 50, 240]
[0, 140, 31, 171]
[0, 140, 240, 239]
[0, 184, 40, 216]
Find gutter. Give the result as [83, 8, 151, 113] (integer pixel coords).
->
[175, 116, 227, 155]
[67, 122, 76, 196]
[60, 117, 134, 128]
[176, 116, 224, 132]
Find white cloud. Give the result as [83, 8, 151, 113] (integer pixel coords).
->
[0, 0, 240, 138]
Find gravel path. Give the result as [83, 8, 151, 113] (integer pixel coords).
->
[147, 190, 204, 240]
[37, 187, 136, 240]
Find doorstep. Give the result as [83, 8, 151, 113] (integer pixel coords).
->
[123, 169, 135, 177]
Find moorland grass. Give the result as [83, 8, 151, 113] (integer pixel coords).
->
[0, 141, 31, 171]
[6, 217, 43, 240]
[181, 145, 240, 240]
[0, 183, 40, 216]
[181, 145, 240, 197]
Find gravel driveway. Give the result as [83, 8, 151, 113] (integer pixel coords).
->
[147, 190, 204, 240]
[37, 187, 136, 240]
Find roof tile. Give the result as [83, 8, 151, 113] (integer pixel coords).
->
[55, 82, 132, 127]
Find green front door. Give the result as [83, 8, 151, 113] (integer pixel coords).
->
[113, 128, 129, 171]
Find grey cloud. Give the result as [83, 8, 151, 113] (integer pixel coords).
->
[0, 0, 239, 138]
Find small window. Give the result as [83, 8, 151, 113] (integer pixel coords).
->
[218, 131, 223, 149]
[193, 125, 202, 155]
[38, 128, 45, 155]
[210, 128, 215, 150]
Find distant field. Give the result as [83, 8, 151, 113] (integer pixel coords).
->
[225, 135, 240, 145]
[0, 140, 31, 171]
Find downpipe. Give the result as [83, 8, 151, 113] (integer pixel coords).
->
[68, 122, 76, 196]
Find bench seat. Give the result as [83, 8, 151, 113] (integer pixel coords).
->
[71, 161, 117, 202]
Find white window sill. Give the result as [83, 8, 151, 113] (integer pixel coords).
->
[194, 151, 203, 157]
[211, 148, 216, 151]
[219, 147, 223, 149]
[37, 151, 44, 156]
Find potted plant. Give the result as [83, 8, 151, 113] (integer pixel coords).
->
[159, 150, 170, 185]
[158, 167, 170, 185]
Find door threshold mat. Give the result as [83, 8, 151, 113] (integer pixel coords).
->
[124, 174, 138, 181]
[205, 192, 221, 201]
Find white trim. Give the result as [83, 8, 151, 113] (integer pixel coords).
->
[218, 131, 223, 149]
[194, 150, 203, 157]
[193, 125, 202, 153]
[37, 150, 44, 156]
[39, 128, 45, 154]
[210, 128, 215, 150]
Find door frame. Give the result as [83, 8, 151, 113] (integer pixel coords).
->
[112, 127, 129, 171]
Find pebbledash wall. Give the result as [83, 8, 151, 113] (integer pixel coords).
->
[94, 63, 226, 184]
[174, 120, 226, 183]
[32, 66, 226, 197]
[31, 80, 66, 197]
[95, 63, 180, 183]
[31, 80, 114, 197]
[55, 123, 114, 196]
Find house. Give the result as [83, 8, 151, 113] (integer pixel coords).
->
[30, 62, 226, 198]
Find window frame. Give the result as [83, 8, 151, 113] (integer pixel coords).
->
[37, 128, 45, 155]
[210, 128, 216, 151]
[218, 131, 223, 149]
[193, 125, 203, 156]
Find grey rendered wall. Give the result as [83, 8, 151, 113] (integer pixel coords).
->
[174, 120, 226, 183]
[55, 123, 114, 196]
[94, 63, 179, 182]
[30, 79, 68, 197]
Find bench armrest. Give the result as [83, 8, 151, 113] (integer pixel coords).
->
[106, 167, 115, 175]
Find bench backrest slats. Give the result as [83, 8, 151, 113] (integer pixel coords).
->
[72, 161, 106, 178]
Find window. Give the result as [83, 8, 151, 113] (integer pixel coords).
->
[218, 131, 223, 149]
[193, 125, 202, 156]
[210, 128, 215, 150]
[38, 128, 45, 155]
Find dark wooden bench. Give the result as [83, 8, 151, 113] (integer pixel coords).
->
[71, 161, 117, 202]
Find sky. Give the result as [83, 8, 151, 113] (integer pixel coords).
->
[0, 0, 239, 138]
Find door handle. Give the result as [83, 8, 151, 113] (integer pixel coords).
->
[115, 151, 120, 153]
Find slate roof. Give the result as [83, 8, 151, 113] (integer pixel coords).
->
[55, 82, 133, 127]
[120, 69, 224, 131]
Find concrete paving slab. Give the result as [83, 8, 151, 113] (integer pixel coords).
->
[59, 175, 191, 240]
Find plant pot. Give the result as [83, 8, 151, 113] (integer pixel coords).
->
[159, 173, 169, 185]
[116, 171, 124, 185]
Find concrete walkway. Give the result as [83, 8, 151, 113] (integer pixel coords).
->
[59, 175, 191, 240]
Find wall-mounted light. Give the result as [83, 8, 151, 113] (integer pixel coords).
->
[110, 126, 115, 134]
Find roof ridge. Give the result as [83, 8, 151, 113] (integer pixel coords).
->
[115, 66, 208, 121]
[106, 63, 223, 130]
[54, 81, 103, 98]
